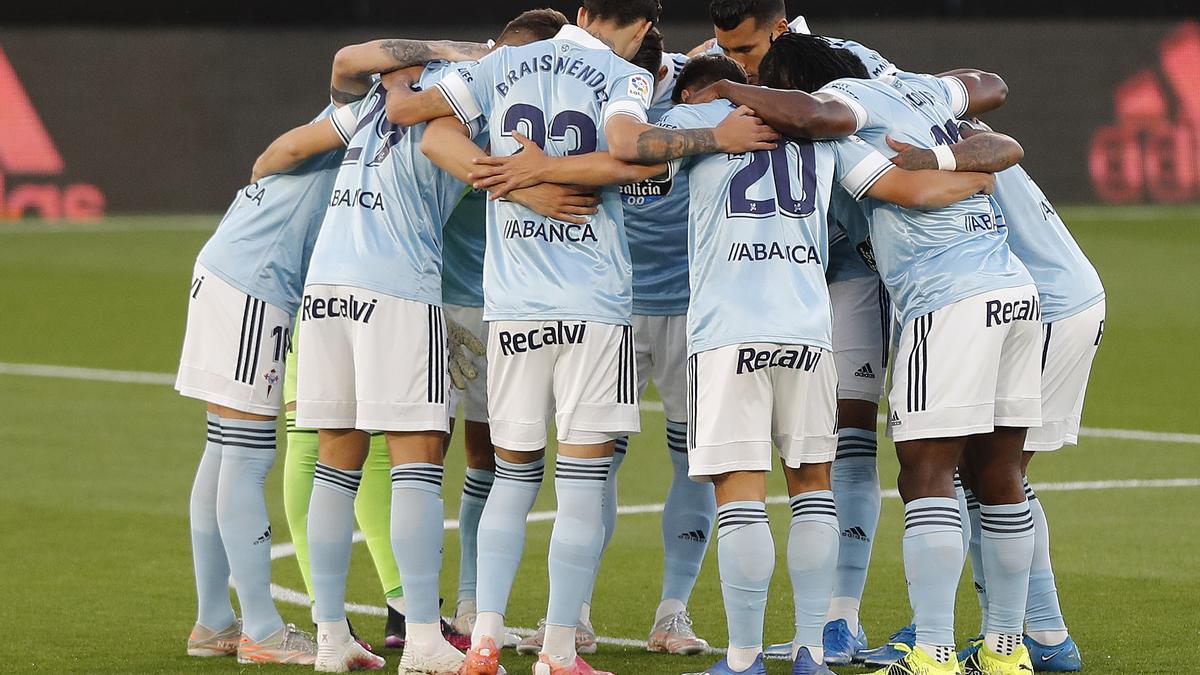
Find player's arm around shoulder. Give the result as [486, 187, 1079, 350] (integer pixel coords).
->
[250, 112, 352, 183]
[936, 69, 1009, 116]
[863, 164, 994, 210]
[331, 38, 489, 106]
[605, 104, 778, 164]
[887, 129, 1024, 174]
[686, 79, 860, 140]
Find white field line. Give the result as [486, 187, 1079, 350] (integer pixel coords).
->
[5, 361, 1198, 447]
[266, 476, 1200, 653]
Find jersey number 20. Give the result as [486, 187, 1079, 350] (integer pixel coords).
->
[727, 141, 817, 219]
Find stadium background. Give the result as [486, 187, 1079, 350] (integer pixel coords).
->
[1, 2, 1199, 674]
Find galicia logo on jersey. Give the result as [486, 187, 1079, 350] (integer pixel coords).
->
[301, 293, 379, 323]
[735, 345, 823, 375]
[985, 294, 1040, 327]
[620, 175, 673, 207]
[0, 46, 105, 221]
[497, 321, 587, 356]
[727, 241, 822, 265]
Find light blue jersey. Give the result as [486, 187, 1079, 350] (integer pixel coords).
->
[441, 187, 487, 308]
[990, 165, 1104, 322]
[661, 100, 896, 355]
[306, 63, 481, 305]
[434, 25, 654, 324]
[622, 51, 691, 316]
[196, 105, 346, 314]
[818, 74, 1033, 326]
[826, 189, 877, 284]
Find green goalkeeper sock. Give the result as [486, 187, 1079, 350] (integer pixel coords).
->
[282, 410, 319, 602]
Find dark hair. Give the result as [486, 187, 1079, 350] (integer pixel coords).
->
[672, 54, 748, 104]
[709, 0, 786, 31]
[583, 0, 661, 26]
[630, 26, 664, 79]
[759, 32, 868, 92]
[497, 8, 569, 45]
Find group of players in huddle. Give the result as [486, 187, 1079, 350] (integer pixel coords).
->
[174, 1, 1106, 674]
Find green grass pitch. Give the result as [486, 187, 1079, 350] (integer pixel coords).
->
[0, 208, 1198, 673]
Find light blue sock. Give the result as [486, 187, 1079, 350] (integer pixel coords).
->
[457, 467, 494, 602]
[1024, 479, 1068, 633]
[902, 497, 964, 650]
[190, 413, 236, 630]
[788, 491, 839, 653]
[391, 463, 446, 624]
[963, 486, 988, 633]
[476, 456, 544, 615]
[830, 428, 880, 604]
[308, 463, 362, 623]
[547, 456, 611, 627]
[954, 472, 971, 554]
[583, 440, 626, 607]
[215, 417, 283, 641]
[980, 500, 1035, 638]
[661, 421, 715, 605]
[716, 501, 773, 651]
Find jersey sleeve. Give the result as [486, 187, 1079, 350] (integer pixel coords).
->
[831, 135, 895, 201]
[329, 103, 359, 146]
[603, 67, 654, 127]
[432, 53, 500, 128]
[816, 79, 872, 133]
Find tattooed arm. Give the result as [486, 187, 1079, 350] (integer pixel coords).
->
[887, 130, 1024, 173]
[605, 106, 779, 165]
[330, 38, 490, 105]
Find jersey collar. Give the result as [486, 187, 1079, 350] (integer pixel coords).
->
[555, 24, 612, 52]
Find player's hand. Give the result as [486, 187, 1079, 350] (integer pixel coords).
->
[885, 135, 928, 170]
[714, 106, 779, 154]
[469, 133, 546, 199]
[977, 172, 996, 195]
[507, 183, 599, 225]
[958, 118, 992, 139]
[687, 38, 717, 58]
[446, 318, 485, 390]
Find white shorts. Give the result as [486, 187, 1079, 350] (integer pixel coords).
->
[294, 285, 449, 432]
[445, 304, 489, 424]
[634, 314, 688, 423]
[486, 320, 641, 451]
[830, 275, 891, 403]
[888, 285, 1043, 442]
[1026, 298, 1106, 451]
[687, 343, 838, 478]
[175, 263, 292, 416]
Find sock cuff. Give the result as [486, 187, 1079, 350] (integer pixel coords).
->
[979, 501, 1034, 538]
[963, 486, 979, 509]
[391, 463, 445, 495]
[495, 456, 545, 485]
[217, 417, 277, 451]
[665, 421, 687, 452]
[314, 463, 362, 497]
[555, 455, 612, 483]
[1023, 476, 1038, 501]
[717, 500, 768, 537]
[904, 497, 961, 535]
[789, 490, 838, 526]
[836, 428, 877, 459]
[953, 471, 963, 490]
[463, 467, 495, 500]
[206, 415, 222, 444]
[614, 436, 629, 454]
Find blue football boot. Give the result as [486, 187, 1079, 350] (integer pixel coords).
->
[822, 619, 867, 665]
[858, 624, 916, 667]
[1025, 634, 1082, 672]
[687, 654, 768, 675]
[791, 646, 835, 675]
